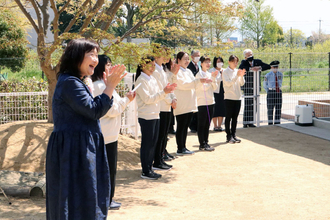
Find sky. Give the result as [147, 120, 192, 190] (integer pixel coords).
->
[224, 0, 330, 40]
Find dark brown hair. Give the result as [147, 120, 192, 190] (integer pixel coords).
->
[135, 56, 155, 81]
[213, 56, 224, 68]
[229, 55, 239, 63]
[200, 56, 211, 63]
[91, 55, 112, 82]
[176, 52, 188, 63]
[57, 38, 100, 79]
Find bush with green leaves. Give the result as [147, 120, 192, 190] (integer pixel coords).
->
[0, 10, 28, 72]
[0, 77, 48, 93]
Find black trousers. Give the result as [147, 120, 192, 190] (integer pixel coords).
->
[105, 141, 118, 203]
[243, 96, 254, 125]
[267, 90, 282, 125]
[189, 112, 198, 131]
[169, 107, 175, 130]
[154, 112, 171, 165]
[138, 118, 159, 174]
[176, 112, 193, 151]
[197, 105, 214, 145]
[225, 100, 241, 140]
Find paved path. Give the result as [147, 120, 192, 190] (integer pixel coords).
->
[109, 126, 330, 220]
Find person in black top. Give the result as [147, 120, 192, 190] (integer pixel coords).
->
[239, 49, 270, 128]
[187, 50, 200, 132]
[187, 50, 200, 76]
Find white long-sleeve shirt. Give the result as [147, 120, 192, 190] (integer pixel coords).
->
[152, 63, 176, 112]
[209, 67, 223, 94]
[222, 67, 245, 100]
[135, 72, 166, 120]
[172, 67, 199, 116]
[93, 80, 130, 144]
[195, 70, 217, 106]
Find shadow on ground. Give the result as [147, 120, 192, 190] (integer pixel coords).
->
[237, 126, 330, 166]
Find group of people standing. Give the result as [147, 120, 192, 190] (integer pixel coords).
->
[45, 38, 283, 219]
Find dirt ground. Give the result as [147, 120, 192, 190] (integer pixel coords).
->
[0, 121, 330, 220]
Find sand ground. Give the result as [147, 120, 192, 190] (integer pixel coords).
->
[0, 121, 330, 220]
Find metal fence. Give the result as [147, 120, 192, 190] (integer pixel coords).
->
[0, 92, 48, 124]
[237, 69, 330, 127]
[0, 75, 140, 138]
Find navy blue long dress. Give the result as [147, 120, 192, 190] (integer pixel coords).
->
[46, 73, 113, 220]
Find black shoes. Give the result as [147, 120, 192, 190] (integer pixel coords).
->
[176, 148, 194, 155]
[168, 129, 176, 134]
[243, 124, 256, 128]
[141, 170, 162, 180]
[153, 162, 172, 170]
[226, 137, 235, 144]
[199, 143, 215, 151]
[226, 136, 241, 144]
[232, 136, 241, 143]
[190, 129, 197, 133]
[163, 151, 176, 161]
[109, 201, 121, 210]
[167, 152, 175, 160]
[213, 127, 223, 132]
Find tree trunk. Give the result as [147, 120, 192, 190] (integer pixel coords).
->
[41, 65, 58, 123]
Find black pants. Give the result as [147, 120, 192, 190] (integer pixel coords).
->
[267, 90, 282, 125]
[225, 100, 241, 140]
[176, 112, 193, 151]
[189, 112, 198, 131]
[197, 105, 214, 145]
[138, 118, 160, 174]
[105, 141, 118, 203]
[169, 107, 175, 130]
[154, 112, 171, 165]
[243, 96, 254, 125]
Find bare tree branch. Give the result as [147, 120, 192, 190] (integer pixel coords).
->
[95, 0, 125, 30]
[63, 0, 91, 33]
[41, 0, 50, 35]
[50, 0, 59, 41]
[59, 0, 71, 14]
[29, 0, 44, 35]
[79, 0, 105, 31]
[13, 0, 38, 33]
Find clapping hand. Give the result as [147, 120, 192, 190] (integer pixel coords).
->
[164, 83, 177, 94]
[237, 69, 246, 77]
[211, 70, 218, 78]
[105, 64, 127, 88]
[200, 78, 213, 84]
[171, 63, 180, 75]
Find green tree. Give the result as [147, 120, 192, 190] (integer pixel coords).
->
[12, 0, 241, 122]
[0, 10, 28, 72]
[240, 0, 275, 48]
[262, 20, 284, 46]
[284, 29, 306, 47]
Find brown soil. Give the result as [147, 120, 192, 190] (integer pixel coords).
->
[1, 121, 330, 220]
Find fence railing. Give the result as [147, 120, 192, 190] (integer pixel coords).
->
[0, 92, 48, 124]
[0, 75, 139, 138]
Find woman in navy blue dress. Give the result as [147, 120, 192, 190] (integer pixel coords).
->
[46, 38, 126, 219]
